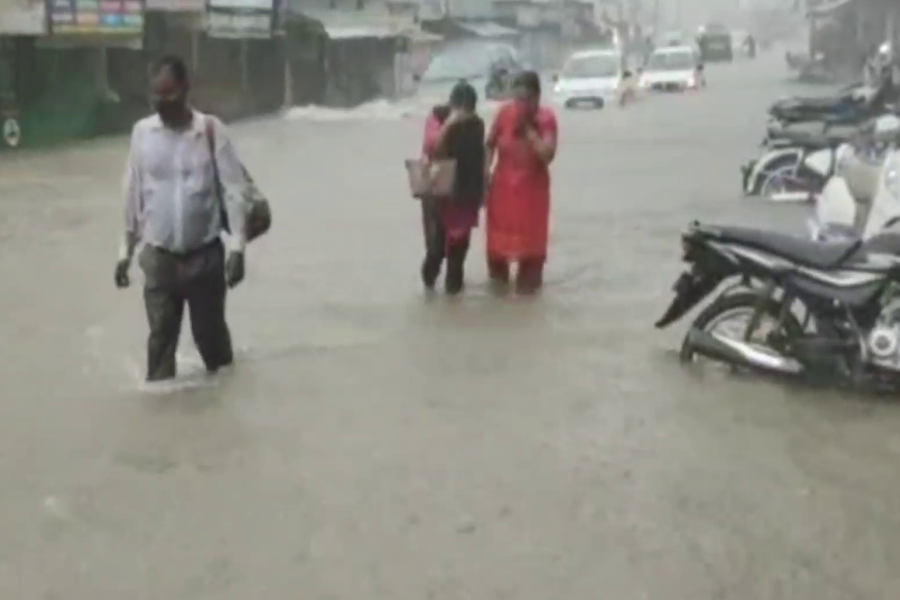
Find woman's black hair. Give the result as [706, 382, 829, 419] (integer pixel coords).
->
[449, 79, 478, 111]
[152, 54, 190, 88]
[432, 104, 451, 124]
[513, 70, 541, 96]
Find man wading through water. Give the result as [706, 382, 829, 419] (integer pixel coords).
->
[114, 55, 248, 382]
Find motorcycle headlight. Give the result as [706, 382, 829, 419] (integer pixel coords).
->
[885, 164, 900, 199]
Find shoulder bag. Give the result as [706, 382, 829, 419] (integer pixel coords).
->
[205, 118, 272, 242]
[404, 158, 457, 199]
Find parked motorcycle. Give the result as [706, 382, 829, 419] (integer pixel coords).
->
[812, 115, 900, 240]
[785, 52, 838, 84]
[657, 116, 900, 390]
[742, 119, 866, 200]
[771, 65, 899, 128]
[743, 85, 898, 200]
[768, 82, 875, 127]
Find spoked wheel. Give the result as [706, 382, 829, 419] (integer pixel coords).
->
[759, 164, 809, 200]
[680, 292, 803, 374]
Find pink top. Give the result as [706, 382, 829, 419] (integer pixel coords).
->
[419, 112, 479, 241]
[422, 113, 442, 158]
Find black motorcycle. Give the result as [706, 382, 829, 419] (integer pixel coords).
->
[768, 83, 872, 127]
[656, 222, 900, 390]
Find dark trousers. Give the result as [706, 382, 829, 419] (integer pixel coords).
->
[138, 240, 233, 381]
[421, 197, 470, 293]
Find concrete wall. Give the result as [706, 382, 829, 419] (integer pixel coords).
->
[145, 12, 286, 121]
[324, 36, 398, 106]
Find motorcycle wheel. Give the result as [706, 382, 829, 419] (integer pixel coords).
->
[760, 164, 794, 197]
[749, 154, 799, 196]
[680, 291, 803, 368]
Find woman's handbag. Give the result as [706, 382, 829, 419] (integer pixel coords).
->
[205, 119, 272, 242]
[405, 158, 456, 199]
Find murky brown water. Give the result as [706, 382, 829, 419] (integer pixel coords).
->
[1, 54, 899, 599]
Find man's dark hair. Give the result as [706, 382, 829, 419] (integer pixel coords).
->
[152, 55, 190, 88]
[514, 70, 541, 96]
[449, 80, 477, 111]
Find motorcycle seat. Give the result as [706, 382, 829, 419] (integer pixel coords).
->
[769, 98, 861, 122]
[772, 128, 849, 148]
[771, 98, 838, 115]
[793, 96, 847, 109]
[702, 225, 861, 269]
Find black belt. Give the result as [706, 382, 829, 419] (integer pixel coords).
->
[150, 237, 222, 259]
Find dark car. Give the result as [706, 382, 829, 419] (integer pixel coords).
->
[697, 23, 733, 62]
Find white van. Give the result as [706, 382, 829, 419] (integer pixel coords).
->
[552, 49, 623, 109]
[639, 45, 702, 91]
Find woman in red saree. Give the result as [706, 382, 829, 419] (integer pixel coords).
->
[485, 71, 558, 294]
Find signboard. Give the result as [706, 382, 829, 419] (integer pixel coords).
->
[145, 0, 202, 11]
[47, 0, 144, 34]
[206, 0, 273, 38]
[0, 0, 46, 34]
[446, 0, 492, 19]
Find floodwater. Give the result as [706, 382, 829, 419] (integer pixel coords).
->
[1, 53, 900, 599]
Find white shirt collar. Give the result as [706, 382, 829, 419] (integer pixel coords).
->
[148, 109, 205, 135]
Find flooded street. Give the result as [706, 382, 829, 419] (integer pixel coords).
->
[2, 54, 900, 599]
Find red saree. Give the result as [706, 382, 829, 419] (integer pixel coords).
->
[486, 102, 558, 262]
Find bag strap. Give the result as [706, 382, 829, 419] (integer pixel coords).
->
[204, 116, 224, 207]
[204, 116, 231, 234]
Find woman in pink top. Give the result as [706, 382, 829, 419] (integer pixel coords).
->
[419, 83, 485, 294]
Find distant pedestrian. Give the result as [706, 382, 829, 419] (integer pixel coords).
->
[114, 54, 248, 381]
[420, 81, 486, 294]
[745, 34, 756, 58]
[485, 70, 558, 294]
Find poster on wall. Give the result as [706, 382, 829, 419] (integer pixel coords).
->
[47, 0, 144, 35]
[0, 0, 47, 35]
[206, 0, 273, 38]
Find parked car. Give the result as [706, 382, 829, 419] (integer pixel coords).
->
[552, 48, 624, 109]
[416, 39, 525, 102]
[640, 45, 704, 91]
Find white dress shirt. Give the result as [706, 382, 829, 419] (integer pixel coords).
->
[120, 109, 246, 259]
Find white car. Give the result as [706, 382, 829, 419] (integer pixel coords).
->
[639, 45, 703, 92]
[552, 49, 624, 109]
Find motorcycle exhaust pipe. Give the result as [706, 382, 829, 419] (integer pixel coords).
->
[685, 328, 804, 374]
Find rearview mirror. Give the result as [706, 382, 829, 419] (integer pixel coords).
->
[413, 73, 421, 83]
[696, 63, 704, 71]
[551, 73, 558, 82]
